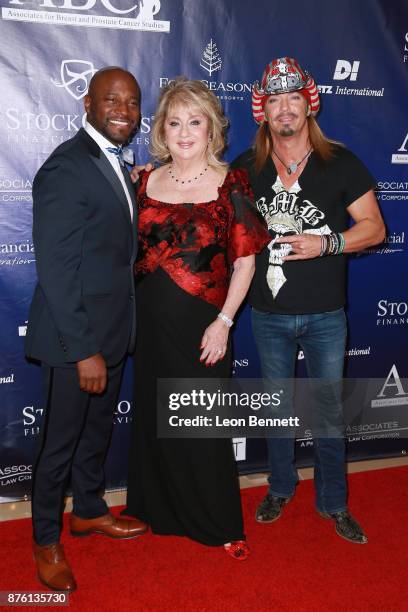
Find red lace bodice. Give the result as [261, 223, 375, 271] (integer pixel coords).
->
[136, 168, 270, 309]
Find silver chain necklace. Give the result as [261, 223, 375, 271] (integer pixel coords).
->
[272, 148, 312, 175]
[168, 164, 208, 184]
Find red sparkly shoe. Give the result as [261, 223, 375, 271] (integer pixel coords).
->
[224, 540, 250, 560]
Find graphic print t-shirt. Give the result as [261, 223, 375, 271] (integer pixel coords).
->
[232, 146, 375, 314]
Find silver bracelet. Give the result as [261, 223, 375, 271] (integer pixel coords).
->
[217, 312, 234, 327]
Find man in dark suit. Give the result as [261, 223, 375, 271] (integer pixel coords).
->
[25, 67, 146, 592]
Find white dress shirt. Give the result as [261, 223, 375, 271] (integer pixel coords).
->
[85, 121, 134, 222]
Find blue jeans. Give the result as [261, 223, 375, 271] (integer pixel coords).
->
[251, 307, 347, 514]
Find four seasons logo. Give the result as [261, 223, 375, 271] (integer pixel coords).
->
[200, 39, 222, 76]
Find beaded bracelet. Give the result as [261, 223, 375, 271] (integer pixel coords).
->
[338, 232, 345, 254]
[320, 232, 345, 256]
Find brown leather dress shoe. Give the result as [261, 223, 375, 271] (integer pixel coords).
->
[33, 542, 76, 592]
[70, 512, 147, 539]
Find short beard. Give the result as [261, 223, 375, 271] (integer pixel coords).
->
[279, 126, 295, 137]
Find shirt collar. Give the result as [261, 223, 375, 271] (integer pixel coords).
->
[84, 121, 120, 153]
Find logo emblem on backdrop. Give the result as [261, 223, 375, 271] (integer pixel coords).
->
[200, 39, 222, 76]
[333, 59, 360, 81]
[161, 37, 252, 103]
[136, 0, 161, 21]
[319, 59, 384, 98]
[371, 365, 408, 408]
[0, 465, 32, 487]
[2, 1, 170, 33]
[0, 373, 14, 385]
[391, 133, 408, 164]
[377, 300, 408, 326]
[51, 60, 96, 101]
[18, 321, 28, 337]
[232, 438, 246, 461]
[374, 181, 408, 207]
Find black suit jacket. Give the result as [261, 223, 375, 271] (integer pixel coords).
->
[25, 128, 138, 367]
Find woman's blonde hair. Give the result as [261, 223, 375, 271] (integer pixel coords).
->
[253, 116, 342, 174]
[150, 77, 228, 169]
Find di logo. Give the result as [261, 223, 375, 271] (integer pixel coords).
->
[333, 60, 360, 81]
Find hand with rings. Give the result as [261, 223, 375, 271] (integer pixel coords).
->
[275, 233, 322, 261]
[200, 318, 229, 366]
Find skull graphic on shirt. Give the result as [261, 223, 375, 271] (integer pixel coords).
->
[257, 177, 332, 298]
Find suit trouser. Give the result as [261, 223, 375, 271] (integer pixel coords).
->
[31, 360, 124, 546]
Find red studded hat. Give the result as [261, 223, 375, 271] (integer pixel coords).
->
[252, 57, 320, 124]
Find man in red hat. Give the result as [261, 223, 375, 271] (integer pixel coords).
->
[233, 57, 385, 543]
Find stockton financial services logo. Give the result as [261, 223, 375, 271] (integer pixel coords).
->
[23, 400, 132, 435]
[5, 60, 153, 149]
[371, 364, 408, 408]
[318, 59, 384, 98]
[0, 464, 32, 488]
[23, 405, 43, 437]
[377, 300, 408, 327]
[391, 133, 408, 165]
[1, 0, 170, 33]
[113, 400, 132, 425]
[51, 60, 96, 101]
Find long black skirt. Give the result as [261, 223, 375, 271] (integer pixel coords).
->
[123, 267, 244, 546]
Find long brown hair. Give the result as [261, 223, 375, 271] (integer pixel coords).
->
[253, 116, 342, 174]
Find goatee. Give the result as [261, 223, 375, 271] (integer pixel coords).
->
[279, 126, 295, 137]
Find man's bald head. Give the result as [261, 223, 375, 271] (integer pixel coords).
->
[88, 67, 139, 98]
[85, 67, 141, 146]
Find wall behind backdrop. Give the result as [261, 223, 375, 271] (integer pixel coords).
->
[1, 0, 407, 501]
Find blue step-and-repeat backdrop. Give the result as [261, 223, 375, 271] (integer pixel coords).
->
[1, 0, 407, 501]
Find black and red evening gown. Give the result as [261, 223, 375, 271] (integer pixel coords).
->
[123, 168, 270, 546]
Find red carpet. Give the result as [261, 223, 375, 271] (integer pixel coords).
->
[0, 467, 406, 611]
